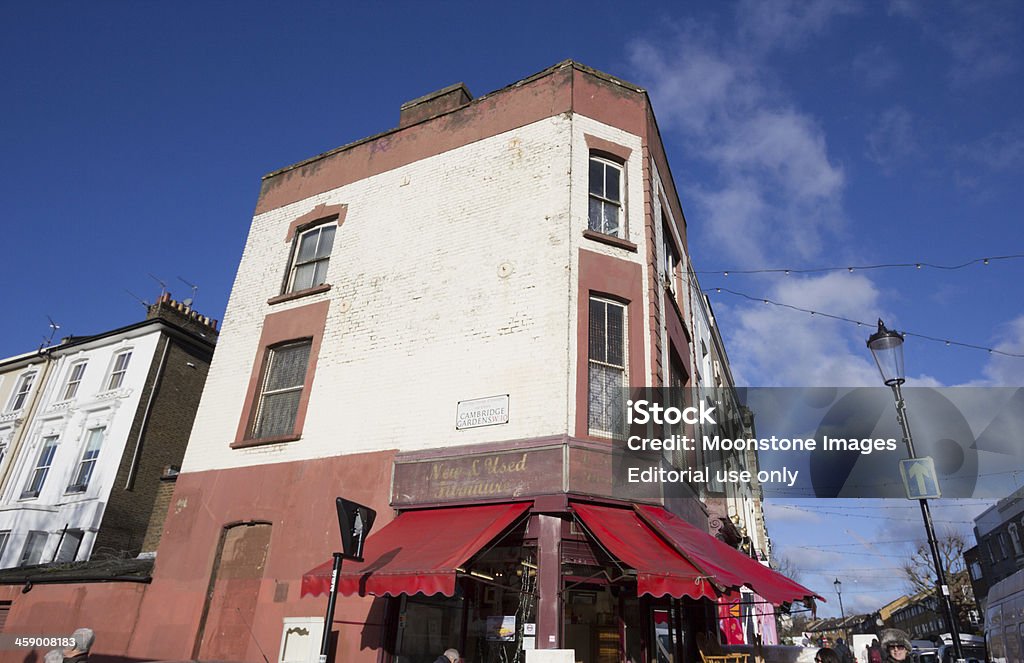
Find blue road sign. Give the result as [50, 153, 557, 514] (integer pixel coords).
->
[899, 457, 941, 499]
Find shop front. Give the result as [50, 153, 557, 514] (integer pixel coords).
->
[301, 440, 818, 663]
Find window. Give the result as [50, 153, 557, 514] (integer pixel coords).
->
[106, 350, 132, 390]
[662, 224, 680, 294]
[22, 435, 59, 499]
[588, 156, 623, 237]
[55, 529, 84, 563]
[287, 225, 336, 293]
[588, 297, 626, 437]
[6, 372, 36, 412]
[998, 532, 1010, 559]
[62, 361, 88, 400]
[1011, 523, 1023, 556]
[67, 427, 104, 493]
[251, 340, 312, 439]
[18, 531, 47, 567]
[0, 531, 10, 564]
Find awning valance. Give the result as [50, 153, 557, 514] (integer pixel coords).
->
[635, 504, 822, 605]
[300, 501, 531, 598]
[571, 502, 718, 600]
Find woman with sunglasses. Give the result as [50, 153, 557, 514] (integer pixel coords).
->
[878, 629, 912, 663]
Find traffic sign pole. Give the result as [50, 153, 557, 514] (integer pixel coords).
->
[891, 381, 964, 662]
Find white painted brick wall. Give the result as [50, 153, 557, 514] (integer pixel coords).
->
[188, 114, 650, 472]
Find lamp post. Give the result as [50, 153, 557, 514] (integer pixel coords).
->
[834, 578, 846, 643]
[867, 320, 964, 662]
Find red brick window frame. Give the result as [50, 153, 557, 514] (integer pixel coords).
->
[233, 300, 330, 448]
[269, 203, 348, 305]
[583, 135, 636, 251]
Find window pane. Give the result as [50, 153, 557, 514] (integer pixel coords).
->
[589, 300, 606, 363]
[605, 164, 620, 203]
[312, 259, 330, 287]
[265, 343, 311, 392]
[602, 201, 620, 236]
[314, 226, 336, 259]
[588, 198, 602, 232]
[254, 389, 302, 438]
[606, 304, 624, 367]
[297, 230, 320, 263]
[589, 159, 604, 196]
[589, 363, 625, 436]
[291, 262, 316, 292]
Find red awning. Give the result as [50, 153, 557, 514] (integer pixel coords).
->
[300, 502, 531, 598]
[571, 502, 718, 600]
[634, 504, 822, 605]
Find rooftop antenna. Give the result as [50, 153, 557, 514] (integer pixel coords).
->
[148, 273, 168, 300]
[40, 316, 61, 349]
[177, 276, 199, 308]
[125, 290, 151, 309]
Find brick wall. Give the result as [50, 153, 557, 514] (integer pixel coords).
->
[94, 333, 212, 556]
[185, 114, 642, 473]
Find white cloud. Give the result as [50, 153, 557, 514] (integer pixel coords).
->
[719, 273, 884, 386]
[735, 0, 860, 53]
[628, 14, 846, 266]
[890, 0, 1021, 87]
[866, 106, 919, 172]
[979, 315, 1024, 386]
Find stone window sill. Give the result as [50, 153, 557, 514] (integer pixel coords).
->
[268, 284, 332, 306]
[583, 229, 637, 252]
[231, 433, 302, 449]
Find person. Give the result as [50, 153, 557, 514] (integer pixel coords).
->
[815, 647, 842, 663]
[62, 628, 94, 663]
[867, 638, 883, 663]
[834, 638, 854, 663]
[878, 629, 911, 663]
[433, 649, 460, 663]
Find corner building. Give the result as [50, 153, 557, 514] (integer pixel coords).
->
[130, 61, 815, 663]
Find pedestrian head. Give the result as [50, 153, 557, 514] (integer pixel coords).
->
[443, 649, 460, 663]
[815, 648, 841, 663]
[879, 629, 911, 663]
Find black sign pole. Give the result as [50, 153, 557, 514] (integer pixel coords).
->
[319, 552, 343, 663]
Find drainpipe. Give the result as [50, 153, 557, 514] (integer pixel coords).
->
[0, 349, 57, 497]
[125, 335, 171, 490]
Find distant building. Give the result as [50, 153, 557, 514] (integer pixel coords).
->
[0, 293, 217, 568]
[966, 484, 1024, 613]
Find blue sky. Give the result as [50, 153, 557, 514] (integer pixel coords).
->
[4, 1, 1023, 618]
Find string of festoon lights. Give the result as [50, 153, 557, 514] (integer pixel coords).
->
[702, 287, 1024, 358]
[688, 253, 1024, 276]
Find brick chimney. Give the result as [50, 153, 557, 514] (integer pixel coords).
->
[399, 82, 473, 128]
[147, 292, 219, 339]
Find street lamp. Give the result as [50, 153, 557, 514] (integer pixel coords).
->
[834, 578, 846, 643]
[867, 320, 964, 662]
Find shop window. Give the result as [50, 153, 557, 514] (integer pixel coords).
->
[588, 156, 624, 238]
[251, 340, 312, 440]
[588, 297, 626, 438]
[62, 361, 88, 401]
[392, 525, 534, 663]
